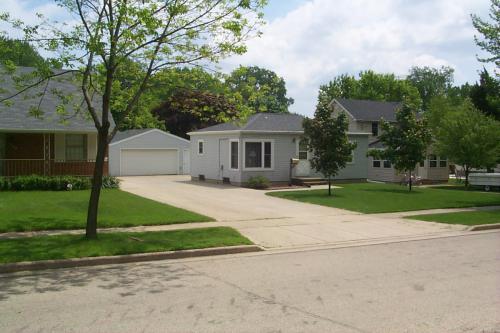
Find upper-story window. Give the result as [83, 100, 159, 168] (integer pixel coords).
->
[371, 122, 379, 136]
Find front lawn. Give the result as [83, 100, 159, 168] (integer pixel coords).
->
[0, 227, 252, 264]
[268, 183, 500, 213]
[0, 190, 213, 232]
[407, 209, 500, 226]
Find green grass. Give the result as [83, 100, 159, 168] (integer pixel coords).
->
[407, 209, 500, 226]
[268, 183, 500, 213]
[0, 190, 213, 233]
[0, 227, 252, 264]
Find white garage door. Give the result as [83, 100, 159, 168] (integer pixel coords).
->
[120, 149, 178, 176]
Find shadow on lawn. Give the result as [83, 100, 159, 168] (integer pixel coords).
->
[1, 217, 81, 233]
[0, 261, 199, 301]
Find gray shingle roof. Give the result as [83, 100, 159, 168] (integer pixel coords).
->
[193, 113, 304, 133]
[368, 139, 385, 149]
[110, 128, 155, 143]
[0, 67, 115, 132]
[336, 98, 402, 122]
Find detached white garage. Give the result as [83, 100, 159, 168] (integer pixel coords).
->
[109, 129, 190, 176]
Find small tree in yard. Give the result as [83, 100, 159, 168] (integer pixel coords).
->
[303, 99, 356, 196]
[433, 100, 500, 187]
[369, 103, 431, 192]
[0, 0, 266, 239]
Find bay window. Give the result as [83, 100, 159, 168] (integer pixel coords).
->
[244, 140, 273, 170]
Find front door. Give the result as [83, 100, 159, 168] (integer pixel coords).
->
[182, 149, 190, 175]
[295, 139, 310, 177]
[218, 138, 229, 181]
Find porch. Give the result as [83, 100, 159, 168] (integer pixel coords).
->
[0, 132, 107, 177]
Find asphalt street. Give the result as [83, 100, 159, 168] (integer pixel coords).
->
[1, 231, 499, 333]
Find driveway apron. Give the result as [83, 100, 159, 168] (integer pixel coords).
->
[120, 176, 467, 249]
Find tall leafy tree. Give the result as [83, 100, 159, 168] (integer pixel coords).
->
[369, 104, 431, 191]
[0, 36, 46, 67]
[433, 100, 500, 186]
[226, 65, 294, 113]
[152, 89, 240, 138]
[471, 0, 500, 66]
[407, 66, 455, 111]
[303, 99, 356, 196]
[469, 69, 500, 120]
[319, 70, 422, 109]
[1, 0, 266, 239]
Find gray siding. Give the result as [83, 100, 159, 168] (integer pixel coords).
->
[109, 130, 189, 176]
[310, 134, 369, 180]
[239, 133, 300, 183]
[190, 133, 242, 184]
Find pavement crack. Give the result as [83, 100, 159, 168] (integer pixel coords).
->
[181, 263, 369, 333]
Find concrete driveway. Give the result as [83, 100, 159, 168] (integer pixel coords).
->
[120, 176, 467, 249]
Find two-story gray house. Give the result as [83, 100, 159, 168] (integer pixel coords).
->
[188, 113, 369, 186]
[331, 98, 449, 183]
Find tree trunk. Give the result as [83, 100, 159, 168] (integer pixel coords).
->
[85, 126, 109, 239]
[465, 166, 469, 188]
[328, 176, 332, 196]
[408, 171, 412, 192]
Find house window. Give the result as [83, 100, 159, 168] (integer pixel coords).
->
[264, 142, 272, 168]
[429, 154, 437, 168]
[373, 159, 381, 168]
[419, 160, 425, 167]
[383, 160, 392, 168]
[298, 140, 308, 160]
[371, 122, 379, 136]
[347, 140, 356, 164]
[198, 140, 204, 155]
[230, 140, 239, 170]
[244, 140, 273, 169]
[439, 156, 447, 168]
[65, 134, 87, 161]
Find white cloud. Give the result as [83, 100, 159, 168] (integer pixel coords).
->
[1, 0, 494, 116]
[220, 0, 493, 116]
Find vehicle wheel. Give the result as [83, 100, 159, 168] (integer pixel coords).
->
[484, 185, 491, 192]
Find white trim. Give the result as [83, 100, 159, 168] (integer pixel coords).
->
[229, 139, 240, 171]
[0, 128, 98, 134]
[242, 139, 275, 171]
[197, 139, 205, 156]
[119, 147, 179, 176]
[110, 128, 189, 146]
[188, 130, 304, 136]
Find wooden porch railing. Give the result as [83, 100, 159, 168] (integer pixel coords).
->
[0, 159, 108, 177]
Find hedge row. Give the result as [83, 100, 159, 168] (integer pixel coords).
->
[0, 175, 120, 191]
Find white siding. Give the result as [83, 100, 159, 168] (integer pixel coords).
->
[109, 130, 189, 176]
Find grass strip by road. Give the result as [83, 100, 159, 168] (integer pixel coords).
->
[406, 209, 500, 226]
[0, 190, 213, 233]
[268, 183, 500, 213]
[0, 227, 252, 264]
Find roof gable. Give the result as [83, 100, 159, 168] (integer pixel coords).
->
[335, 98, 402, 122]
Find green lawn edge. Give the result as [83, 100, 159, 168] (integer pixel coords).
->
[406, 209, 500, 226]
[267, 183, 500, 213]
[0, 189, 214, 233]
[0, 227, 252, 264]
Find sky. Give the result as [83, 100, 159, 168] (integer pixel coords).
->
[0, 0, 494, 116]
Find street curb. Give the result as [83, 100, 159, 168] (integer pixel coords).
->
[0, 245, 263, 274]
[468, 223, 500, 231]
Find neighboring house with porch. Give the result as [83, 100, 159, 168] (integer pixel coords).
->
[0, 67, 114, 177]
[188, 113, 369, 186]
[330, 98, 449, 183]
